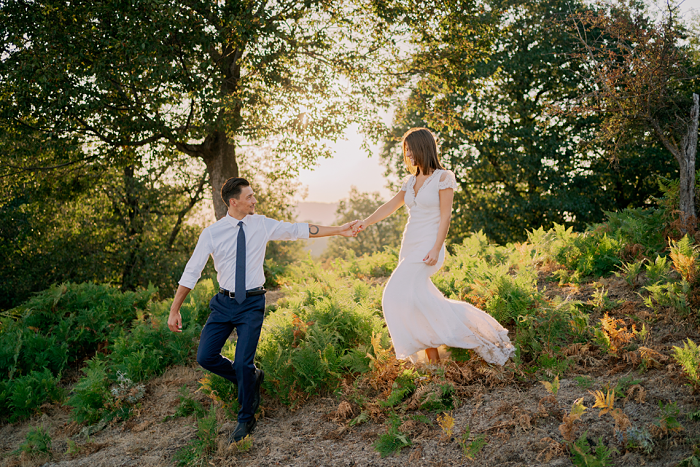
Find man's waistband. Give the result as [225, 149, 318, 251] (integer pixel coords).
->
[219, 286, 266, 299]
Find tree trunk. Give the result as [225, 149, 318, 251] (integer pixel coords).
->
[679, 93, 699, 230]
[198, 131, 239, 220]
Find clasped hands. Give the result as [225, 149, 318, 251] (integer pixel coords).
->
[340, 219, 440, 266]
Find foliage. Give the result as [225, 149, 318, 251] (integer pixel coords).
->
[673, 339, 700, 387]
[174, 405, 219, 467]
[16, 425, 52, 456]
[324, 187, 407, 259]
[256, 259, 388, 405]
[459, 425, 487, 460]
[670, 235, 699, 284]
[643, 280, 692, 315]
[0, 162, 205, 309]
[567, 1, 699, 223]
[0, 282, 156, 379]
[620, 426, 654, 454]
[541, 376, 560, 396]
[0, 0, 396, 220]
[0, 369, 63, 423]
[331, 248, 399, 280]
[383, 0, 676, 244]
[437, 412, 455, 437]
[0, 280, 207, 423]
[655, 401, 683, 436]
[571, 433, 617, 467]
[199, 371, 240, 420]
[165, 386, 205, 421]
[645, 255, 673, 285]
[66, 358, 112, 425]
[381, 368, 418, 408]
[374, 413, 412, 457]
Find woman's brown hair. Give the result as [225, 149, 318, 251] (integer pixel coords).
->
[402, 128, 443, 176]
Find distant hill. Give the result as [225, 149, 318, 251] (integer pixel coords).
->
[294, 202, 339, 257]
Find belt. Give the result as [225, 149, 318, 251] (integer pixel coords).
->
[219, 286, 266, 299]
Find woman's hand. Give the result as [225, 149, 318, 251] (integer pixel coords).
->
[423, 247, 440, 266]
[353, 219, 369, 237]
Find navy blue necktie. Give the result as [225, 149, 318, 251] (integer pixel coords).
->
[235, 221, 246, 304]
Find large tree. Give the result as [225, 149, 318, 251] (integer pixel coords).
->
[382, 0, 679, 243]
[0, 0, 393, 219]
[567, 0, 700, 229]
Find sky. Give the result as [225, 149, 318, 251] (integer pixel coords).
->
[295, 123, 395, 204]
[295, 0, 700, 204]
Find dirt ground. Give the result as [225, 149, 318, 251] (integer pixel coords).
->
[3, 278, 700, 466]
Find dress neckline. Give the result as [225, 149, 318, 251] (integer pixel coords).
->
[412, 169, 441, 198]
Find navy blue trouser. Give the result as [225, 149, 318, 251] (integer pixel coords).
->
[196, 292, 265, 423]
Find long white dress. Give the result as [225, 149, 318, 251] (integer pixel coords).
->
[382, 169, 515, 365]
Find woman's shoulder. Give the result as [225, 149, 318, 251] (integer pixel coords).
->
[437, 169, 458, 190]
[437, 168, 454, 180]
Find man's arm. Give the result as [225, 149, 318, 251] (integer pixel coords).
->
[168, 285, 192, 333]
[309, 220, 358, 238]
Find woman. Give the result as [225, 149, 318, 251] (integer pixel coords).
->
[354, 128, 514, 365]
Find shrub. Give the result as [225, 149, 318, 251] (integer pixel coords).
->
[645, 255, 673, 284]
[16, 425, 52, 456]
[555, 231, 623, 278]
[1, 369, 63, 422]
[256, 263, 387, 405]
[67, 358, 111, 425]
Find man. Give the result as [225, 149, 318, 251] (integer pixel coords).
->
[168, 177, 357, 442]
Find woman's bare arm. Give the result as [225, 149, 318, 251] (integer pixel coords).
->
[423, 175, 454, 265]
[355, 190, 406, 234]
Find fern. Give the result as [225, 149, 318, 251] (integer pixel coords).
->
[673, 339, 700, 387]
[374, 414, 411, 457]
[571, 433, 617, 466]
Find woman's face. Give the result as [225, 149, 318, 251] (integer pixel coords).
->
[406, 147, 415, 166]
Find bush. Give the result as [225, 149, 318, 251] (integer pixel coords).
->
[0, 369, 63, 422]
[256, 261, 387, 405]
[0, 282, 157, 380]
[16, 425, 52, 456]
[67, 358, 111, 425]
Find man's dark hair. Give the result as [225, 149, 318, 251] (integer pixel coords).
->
[221, 177, 250, 207]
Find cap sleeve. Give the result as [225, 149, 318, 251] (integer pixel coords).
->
[400, 175, 414, 192]
[438, 170, 458, 191]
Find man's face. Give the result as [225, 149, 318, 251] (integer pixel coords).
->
[231, 186, 256, 215]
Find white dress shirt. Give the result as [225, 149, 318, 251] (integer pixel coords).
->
[178, 214, 309, 291]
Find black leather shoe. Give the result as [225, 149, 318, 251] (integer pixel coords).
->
[230, 419, 257, 443]
[251, 368, 264, 415]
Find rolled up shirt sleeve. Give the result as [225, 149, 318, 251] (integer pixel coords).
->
[265, 217, 310, 241]
[178, 229, 213, 289]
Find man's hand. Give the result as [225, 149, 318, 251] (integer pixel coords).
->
[338, 220, 359, 237]
[168, 309, 183, 333]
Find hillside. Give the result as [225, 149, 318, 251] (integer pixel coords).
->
[3, 208, 700, 466]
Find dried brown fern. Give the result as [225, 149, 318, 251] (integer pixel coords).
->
[558, 398, 587, 443]
[600, 314, 637, 355]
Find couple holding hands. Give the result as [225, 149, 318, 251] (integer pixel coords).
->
[167, 127, 514, 443]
